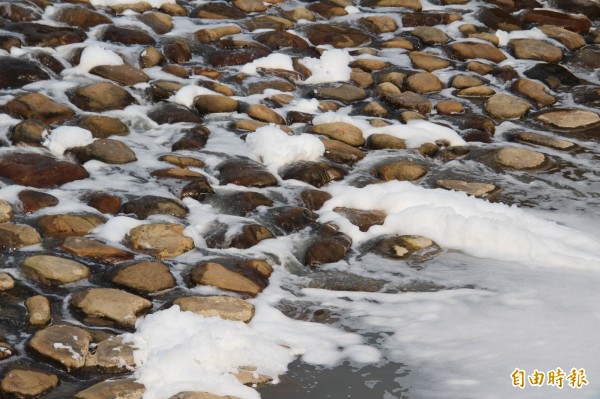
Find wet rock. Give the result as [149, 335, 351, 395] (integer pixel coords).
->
[9, 119, 47, 146]
[570, 49, 600, 70]
[147, 103, 203, 125]
[21, 255, 90, 285]
[402, 12, 461, 27]
[86, 192, 122, 214]
[305, 24, 371, 48]
[307, 2, 348, 19]
[55, 6, 112, 30]
[29, 324, 91, 370]
[244, 15, 294, 31]
[71, 288, 152, 328]
[435, 100, 464, 115]
[269, 206, 318, 233]
[212, 192, 272, 216]
[538, 25, 585, 51]
[509, 39, 562, 63]
[314, 83, 368, 104]
[179, 178, 215, 202]
[411, 26, 449, 44]
[450, 42, 506, 63]
[62, 236, 134, 263]
[84, 337, 135, 372]
[113, 261, 175, 293]
[0, 2, 41, 22]
[553, 0, 600, 19]
[406, 72, 443, 93]
[359, 16, 397, 34]
[485, 94, 531, 120]
[73, 379, 144, 399]
[140, 11, 173, 34]
[140, 46, 164, 68]
[436, 179, 498, 198]
[375, 235, 441, 260]
[0, 272, 15, 291]
[523, 63, 580, 89]
[128, 223, 194, 259]
[229, 224, 275, 249]
[151, 168, 205, 180]
[147, 80, 183, 102]
[120, 195, 188, 219]
[458, 86, 495, 98]
[37, 214, 105, 238]
[234, 0, 268, 13]
[0, 341, 15, 360]
[0, 223, 41, 250]
[7, 23, 86, 47]
[374, 160, 428, 181]
[478, 7, 523, 31]
[283, 7, 316, 22]
[164, 40, 191, 64]
[194, 95, 239, 114]
[25, 295, 51, 326]
[78, 115, 129, 139]
[366, 134, 406, 149]
[299, 189, 332, 210]
[70, 139, 137, 165]
[0, 57, 49, 89]
[174, 296, 255, 322]
[195, 26, 242, 44]
[362, 101, 389, 117]
[5, 93, 75, 124]
[245, 104, 286, 125]
[384, 92, 432, 115]
[0, 369, 58, 398]
[513, 131, 576, 151]
[365, 0, 422, 8]
[408, 51, 452, 71]
[512, 79, 556, 107]
[190, 261, 269, 297]
[172, 126, 211, 151]
[536, 109, 600, 129]
[523, 9, 591, 33]
[217, 158, 278, 188]
[467, 61, 494, 75]
[309, 122, 365, 147]
[160, 155, 206, 169]
[0, 200, 12, 223]
[322, 139, 365, 165]
[69, 82, 136, 112]
[90, 64, 150, 86]
[305, 227, 352, 266]
[191, 3, 246, 19]
[281, 161, 346, 188]
[495, 147, 548, 170]
[102, 25, 155, 46]
[306, 271, 386, 292]
[334, 207, 386, 232]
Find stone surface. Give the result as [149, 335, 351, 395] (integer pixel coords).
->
[55, 6, 112, 30]
[384, 92, 432, 115]
[120, 196, 188, 219]
[73, 379, 144, 399]
[174, 296, 255, 322]
[450, 42, 506, 63]
[194, 95, 239, 114]
[62, 236, 134, 263]
[409, 51, 452, 71]
[21, 255, 90, 285]
[78, 115, 129, 139]
[37, 214, 105, 238]
[406, 72, 443, 93]
[69, 82, 136, 112]
[112, 261, 175, 293]
[366, 134, 406, 150]
[281, 161, 346, 188]
[495, 147, 547, 170]
[538, 25, 585, 51]
[90, 64, 150, 86]
[245, 104, 286, 125]
[436, 179, 498, 198]
[1, 369, 58, 398]
[309, 122, 365, 147]
[322, 139, 365, 165]
[334, 207, 386, 232]
[0, 223, 41, 250]
[0, 57, 49, 89]
[512, 79, 556, 107]
[102, 25, 155, 46]
[536, 109, 599, 129]
[18, 190, 59, 214]
[0, 153, 89, 188]
[0, 272, 15, 291]
[314, 83, 368, 104]
[217, 158, 278, 188]
[375, 160, 428, 181]
[375, 235, 441, 260]
[70, 139, 137, 164]
[6, 93, 75, 124]
[513, 132, 576, 151]
[509, 39, 562, 63]
[485, 94, 531, 120]
[29, 325, 92, 370]
[25, 295, 51, 326]
[84, 337, 135, 372]
[7, 23, 86, 47]
[190, 262, 269, 297]
[128, 223, 194, 259]
[71, 288, 152, 328]
[0, 199, 12, 223]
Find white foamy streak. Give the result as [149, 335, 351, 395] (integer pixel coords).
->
[246, 125, 325, 170]
[240, 53, 294, 75]
[321, 181, 600, 270]
[170, 85, 221, 108]
[62, 45, 123, 75]
[43, 126, 94, 157]
[299, 49, 352, 84]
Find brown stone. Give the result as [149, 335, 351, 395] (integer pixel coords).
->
[365, 0, 422, 8]
[322, 139, 365, 165]
[457, 86, 496, 98]
[86, 192, 122, 214]
[406, 72, 443, 93]
[305, 24, 371, 48]
[245, 104, 286, 125]
[25, 295, 51, 326]
[513, 132, 576, 151]
[120, 196, 188, 219]
[140, 11, 173, 34]
[478, 7, 523, 31]
[509, 39, 562, 63]
[375, 235, 441, 260]
[523, 9, 591, 33]
[0, 3, 41, 22]
[384, 92, 432, 115]
[190, 261, 268, 297]
[140, 46, 164, 68]
[113, 261, 175, 293]
[366, 134, 406, 150]
[62, 236, 134, 263]
[73, 379, 144, 399]
[451, 74, 484, 89]
[512, 79, 556, 107]
[409, 51, 452, 71]
[485, 94, 531, 120]
[244, 15, 293, 31]
[435, 100, 464, 115]
[536, 109, 600, 129]
[7, 23, 86, 47]
[71, 288, 152, 328]
[375, 160, 427, 181]
[495, 147, 547, 170]
[174, 296, 255, 322]
[84, 337, 135, 372]
[299, 189, 332, 210]
[164, 40, 191, 64]
[128, 223, 194, 259]
[37, 214, 105, 238]
[381, 37, 415, 50]
[217, 158, 278, 188]
[9, 119, 47, 146]
[55, 6, 112, 30]
[29, 325, 91, 370]
[0, 272, 15, 291]
[436, 179, 498, 198]
[0, 223, 41, 250]
[21, 255, 90, 285]
[451, 42, 506, 63]
[90, 64, 150, 86]
[191, 3, 246, 19]
[69, 82, 136, 112]
[194, 95, 239, 114]
[234, 0, 268, 12]
[0, 56, 49, 89]
[77, 115, 129, 139]
[1, 369, 58, 397]
[360, 16, 398, 34]
[538, 25, 585, 51]
[411, 26, 449, 44]
[334, 207, 386, 232]
[309, 122, 365, 147]
[70, 139, 137, 165]
[402, 12, 461, 27]
[314, 84, 368, 104]
[102, 24, 155, 46]
[281, 161, 346, 188]
[5, 93, 75, 124]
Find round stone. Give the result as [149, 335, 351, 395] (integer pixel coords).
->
[495, 147, 547, 170]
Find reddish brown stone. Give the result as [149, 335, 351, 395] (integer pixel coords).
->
[0, 153, 89, 188]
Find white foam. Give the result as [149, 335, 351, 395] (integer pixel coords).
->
[299, 49, 353, 84]
[92, 216, 146, 241]
[63, 45, 123, 74]
[170, 85, 221, 109]
[240, 53, 295, 76]
[42, 126, 95, 157]
[246, 125, 325, 170]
